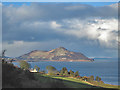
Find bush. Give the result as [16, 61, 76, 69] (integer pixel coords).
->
[46, 65, 57, 74]
[19, 61, 31, 70]
[99, 80, 104, 84]
[64, 70, 69, 76]
[89, 75, 94, 81]
[69, 70, 74, 77]
[34, 65, 40, 72]
[60, 67, 67, 75]
[95, 76, 99, 81]
[75, 71, 79, 77]
[96, 76, 102, 82]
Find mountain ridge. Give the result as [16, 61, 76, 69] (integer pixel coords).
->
[16, 47, 94, 62]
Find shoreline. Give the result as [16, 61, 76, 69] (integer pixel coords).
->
[12, 60, 118, 86]
[13, 59, 94, 62]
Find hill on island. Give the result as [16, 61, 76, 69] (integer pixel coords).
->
[16, 47, 94, 62]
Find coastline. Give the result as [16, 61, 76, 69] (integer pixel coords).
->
[39, 60, 93, 62]
[12, 59, 118, 86]
[13, 59, 94, 62]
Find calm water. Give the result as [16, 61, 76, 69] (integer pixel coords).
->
[13, 58, 118, 85]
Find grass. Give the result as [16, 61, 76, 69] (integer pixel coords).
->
[35, 73, 119, 89]
[3, 62, 119, 89]
[3, 63, 67, 88]
[97, 83, 119, 89]
[35, 73, 104, 88]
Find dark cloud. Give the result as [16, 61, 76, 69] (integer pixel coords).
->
[2, 3, 118, 41]
[3, 3, 117, 21]
[2, 3, 118, 57]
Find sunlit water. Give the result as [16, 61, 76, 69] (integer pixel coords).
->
[13, 58, 118, 85]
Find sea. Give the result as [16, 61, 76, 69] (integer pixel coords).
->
[12, 58, 119, 85]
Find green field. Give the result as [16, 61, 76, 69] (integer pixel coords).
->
[35, 73, 119, 89]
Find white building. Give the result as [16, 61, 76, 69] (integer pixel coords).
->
[29, 68, 38, 72]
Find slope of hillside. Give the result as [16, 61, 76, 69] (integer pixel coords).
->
[2, 63, 67, 88]
[3, 63, 107, 89]
[16, 47, 94, 62]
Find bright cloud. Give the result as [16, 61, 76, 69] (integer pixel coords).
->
[50, 21, 62, 29]
[2, 3, 118, 57]
[51, 18, 118, 48]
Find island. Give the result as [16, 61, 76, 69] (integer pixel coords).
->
[15, 47, 94, 62]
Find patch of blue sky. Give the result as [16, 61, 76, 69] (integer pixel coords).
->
[3, 2, 31, 6]
[2, 2, 118, 7]
[79, 2, 117, 6]
[1, 0, 119, 3]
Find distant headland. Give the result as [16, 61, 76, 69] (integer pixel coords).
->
[14, 47, 94, 62]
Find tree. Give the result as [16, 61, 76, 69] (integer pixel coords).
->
[1, 50, 7, 63]
[19, 61, 31, 70]
[89, 75, 94, 81]
[96, 76, 101, 82]
[64, 70, 69, 76]
[34, 65, 40, 72]
[60, 67, 67, 76]
[37, 67, 40, 72]
[61, 67, 67, 73]
[99, 80, 104, 84]
[75, 71, 79, 77]
[60, 70, 63, 75]
[34, 65, 38, 69]
[2, 50, 6, 58]
[46, 65, 57, 74]
[96, 76, 99, 81]
[69, 70, 74, 77]
[98, 77, 101, 82]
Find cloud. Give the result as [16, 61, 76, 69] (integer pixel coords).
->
[3, 39, 117, 58]
[2, 3, 118, 57]
[2, 17, 118, 48]
[51, 18, 118, 48]
[2, 40, 74, 57]
[65, 4, 91, 10]
[3, 41, 50, 57]
[50, 21, 62, 29]
[2, 3, 118, 23]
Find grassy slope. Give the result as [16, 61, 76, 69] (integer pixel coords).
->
[3, 63, 119, 89]
[35, 74, 119, 89]
[35, 73, 104, 88]
[2, 63, 66, 88]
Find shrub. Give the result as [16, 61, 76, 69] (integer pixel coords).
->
[75, 71, 79, 77]
[34, 65, 40, 72]
[96, 76, 99, 81]
[69, 70, 74, 76]
[19, 61, 31, 70]
[99, 80, 104, 84]
[60, 67, 67, 74]
[96, 76, 102, 82]
[46, 65, 57, 74]
[89, 75, 94, 81]
[64, 70, 69, 76]
[60, 71, 63, 76]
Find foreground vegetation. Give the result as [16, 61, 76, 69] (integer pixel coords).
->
[2, 62, 66, 88]
[2, 61, 119, 89]
[40, 74, 119, 89]
[37, 65, 119, 89]
[2, 62, 103, 89]
[1, 50, 119, 89]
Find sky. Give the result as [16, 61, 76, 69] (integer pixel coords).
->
[1, 2, 118, 58]
[2, 2, 117, 6]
